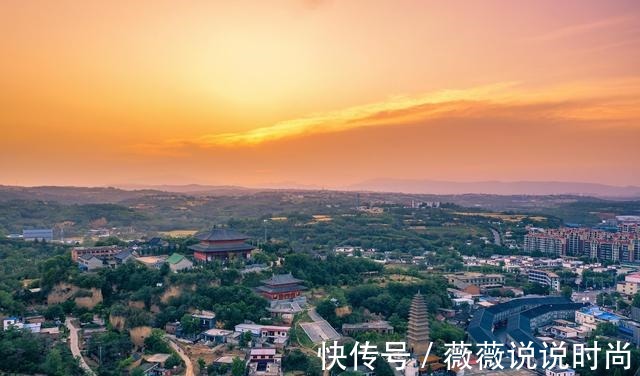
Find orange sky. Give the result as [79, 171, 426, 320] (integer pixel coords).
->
[1, 1, 640, 188]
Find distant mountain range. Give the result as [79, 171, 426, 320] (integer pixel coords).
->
[1, 179, 639, 204]
[346, 179, 640, 198]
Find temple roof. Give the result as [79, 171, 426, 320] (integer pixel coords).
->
[261, 273, 303, 286]
[194, 228, 250, 242]
[189, 242, 254, 253]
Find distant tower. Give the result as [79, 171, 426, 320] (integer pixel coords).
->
[407, 292, 430, 355]
[355, 193, 360, 209]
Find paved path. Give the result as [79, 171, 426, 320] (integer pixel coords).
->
[65, 318, 96, 376]
[167, 336, 194, 376]
[490, 228, 501, 246]
[301, 308, 341, 343]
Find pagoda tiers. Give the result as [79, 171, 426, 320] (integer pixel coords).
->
[189, 227, 255, 262]
[257, 273, 306, 300]
[407, 292, 431, 356]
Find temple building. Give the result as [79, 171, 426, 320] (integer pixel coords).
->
[189, 227, 255, 262]
[257, 274, 306, 300]
[407, 292, 431, 356]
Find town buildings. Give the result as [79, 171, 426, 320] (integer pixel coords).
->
[446, 272, 505, 294]
[524, 227, 640, 262]
[248, 348, 282, 376]
[165, 253, 193, 272]
[72, 245, 124, 262]
[77, 248, 132, 271]
[617, 272, 640, 296]
[235, 323, 290, 348]
[23, 229, 53, 242]
[528, 269, 561, 292]
[189, 227, 255, 261]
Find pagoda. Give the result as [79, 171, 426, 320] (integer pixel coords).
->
[407, 292, 431, 356]
[189, 227, 254, 262]
[257, 273, 306, 300]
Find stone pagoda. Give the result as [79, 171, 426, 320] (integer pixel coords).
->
[407, 292, 430, 356]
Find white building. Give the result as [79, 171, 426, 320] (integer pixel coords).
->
[528, 269, 561, 292]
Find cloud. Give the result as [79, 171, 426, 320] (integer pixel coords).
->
[134, 78, 640, 156]
[526, 15, 635, 42]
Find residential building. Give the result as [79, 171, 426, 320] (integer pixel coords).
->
[617, 272, 640, 296]
[248, 348, 282, 376]
[249, 348, 277, 362]
[77, 248, 132, 271]
[549, 326, 578, 339]
[192, 310, 216, 330]
[78, 255, 105, 271]
[528, 269, 560, 292]
[23, 229, 53, 242]
[619, 320, 640, 346]
[524, 227, 639, 262]
[235, 323, 290, 342]
[71, 245, 123, 262]
[575, 306, 622, 328]
[446, 272, 505, 292]
[165, 253, 193, 272]
[202, 328, 234, 344]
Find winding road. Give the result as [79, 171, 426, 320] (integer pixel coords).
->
[167, 336, 194, 376]
[65, 318, 96, 376]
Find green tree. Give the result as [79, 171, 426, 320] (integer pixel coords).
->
[144, 329, 171, 354]
[561, 285, 573, 299]
[231, 357, 245, 376]
[165, 353, 183, 369]
[594, 322, 618, 337]
[43, 348, 65, 376]
[197, 358, 206, 374]
[180, 313, 200, 335]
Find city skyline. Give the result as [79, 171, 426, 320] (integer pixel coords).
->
[2, 1, 640, 187]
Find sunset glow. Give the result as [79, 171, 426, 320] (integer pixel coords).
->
[1, 1, 639, 187]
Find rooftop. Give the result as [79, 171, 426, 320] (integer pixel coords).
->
[261, 273, 303, 285]
[144, 353, 171, 363]
[250, 348, 276, 356]
[189, 242, 254, 253]
[166, 253, 187, 264]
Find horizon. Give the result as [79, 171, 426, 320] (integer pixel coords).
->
[2, 1, 640, 187]
[3, 178, 640, 198]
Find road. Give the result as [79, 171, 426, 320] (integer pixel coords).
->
[167, 336, 194, 376]
[65, 318, 96, 376]
[490, 228, 501, 246]
[302, 307, 341, 343]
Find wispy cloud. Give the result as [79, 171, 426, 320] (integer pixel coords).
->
[134, 78, 640, 156]
[164, 82, 518, 147]
[526, 15, 634, 42]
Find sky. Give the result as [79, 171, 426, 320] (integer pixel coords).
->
[1, 0, 640, 188]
